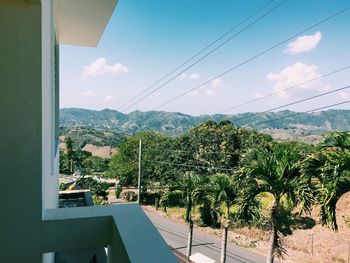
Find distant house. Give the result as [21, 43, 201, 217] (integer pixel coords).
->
[0, 1, 176, 262]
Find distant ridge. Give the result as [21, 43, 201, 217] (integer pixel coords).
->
[60, 108, 350, 143]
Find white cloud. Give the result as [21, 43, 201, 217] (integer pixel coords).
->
[284, 31, 321, 55]
[188, 73, 200, 80]
[179, 72, 201, 80]
[81, 90, 94, 97]
[205, 78, 224, 96]
[211, 78, 223, 89]
[338, 91, 349, 100]
[82, 57, 128, 77]
[179, 73, 187, 79]
[267, 62, 328, 98]
[104, 95, 116, 102]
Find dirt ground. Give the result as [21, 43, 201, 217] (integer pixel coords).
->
[145, 192, 350, 263]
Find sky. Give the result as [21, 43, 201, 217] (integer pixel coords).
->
[60, 0, 350, 116]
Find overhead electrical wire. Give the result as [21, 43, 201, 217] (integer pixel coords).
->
[150, 6, 350, 111]
[249, 100, 350, 126]
[219, 65, 350, 114]
[117, 0, 277, 111]
[120, 0, 289, 112]
[233, 84, 350, 123]
[145, 160, 234, 172]
[150, 148, 238, 156]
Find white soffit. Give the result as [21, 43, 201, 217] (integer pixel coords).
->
[56, 0, 118, 47]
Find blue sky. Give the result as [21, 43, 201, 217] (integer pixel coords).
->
[60, 0, 350, 116]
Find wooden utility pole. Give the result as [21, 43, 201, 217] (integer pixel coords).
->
[138, 139, 142, 204]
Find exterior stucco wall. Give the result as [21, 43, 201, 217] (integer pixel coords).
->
[42, 1, 59, 262]
[42, 0, 59, 212]
[0, 1, 43, 262]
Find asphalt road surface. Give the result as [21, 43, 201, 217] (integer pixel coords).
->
[144, 208, 268, 263]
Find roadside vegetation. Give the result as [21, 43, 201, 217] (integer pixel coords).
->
[59, 121, 350, 263]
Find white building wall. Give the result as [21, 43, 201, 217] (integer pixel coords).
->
[42, 0, 59, 214]
[42, 1, 59, 262]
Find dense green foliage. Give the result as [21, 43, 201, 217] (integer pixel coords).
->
[59, 136, 92, 175]
[107, 131, 174, 186]
[303, 131, 350, 231]
[240, 143, 314, 261]
[58, 119, 350, 261]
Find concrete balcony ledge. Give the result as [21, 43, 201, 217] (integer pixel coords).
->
[42, 204, 177, 262]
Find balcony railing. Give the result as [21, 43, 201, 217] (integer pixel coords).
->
[42, 204, 177, 262]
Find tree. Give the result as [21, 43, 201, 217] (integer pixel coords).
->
[240, 143, 313, 263]
[208, 174, 238, 263]
[302, 131, 350, 231]
[185, 121, 242, 175]
[177, 171, 206, 261]
[82, 156, 109, 175]
[107, 131, 172, 187]
[59, 137, 91, 175]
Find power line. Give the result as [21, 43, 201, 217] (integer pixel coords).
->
[117, 0, 277, 111]
[145, 160, 234, 172]
[233, 84, 350, 123]
[220, 65, 350, 114]
[250, 100, 350, 126]
[151, 6, 350, 111]
[121, 0, 288, 112]
[150, 148, 238, 156]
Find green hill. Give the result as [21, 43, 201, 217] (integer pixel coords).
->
[60, 108, 350, 145]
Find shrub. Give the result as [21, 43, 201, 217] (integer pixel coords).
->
[198, 198, 216, 227]
[160, 190, 184, 211]
[93, 195, 109, 206]
[115, 186, 122, 199]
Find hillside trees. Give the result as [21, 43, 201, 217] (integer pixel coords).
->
[107, 131, 174, 187]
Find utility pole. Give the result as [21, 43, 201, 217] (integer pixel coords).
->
[138, 139, 142, 204]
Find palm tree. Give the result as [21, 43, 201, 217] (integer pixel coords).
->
[302, 131, 350, 231]
[208, 173, 238, 263]
[178, 171, 206, 261]
[240, 143, 313, 263]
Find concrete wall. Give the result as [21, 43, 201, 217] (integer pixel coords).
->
[42, 0, 59, 212]
[0, 1, 43, 262]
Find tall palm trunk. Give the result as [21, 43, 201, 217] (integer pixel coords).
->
[220, 226, 228, 263]
[220, 205, 230, 263]
[267, 202, 279, 263]
[186, 192, 193, 262]
[266, 224, 277, 263]
[186, 220, 193, 262]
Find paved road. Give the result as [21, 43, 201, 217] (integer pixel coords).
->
[144, 208, 267, 263]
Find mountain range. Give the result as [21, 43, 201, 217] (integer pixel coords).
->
[60, 108, 350, 144]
